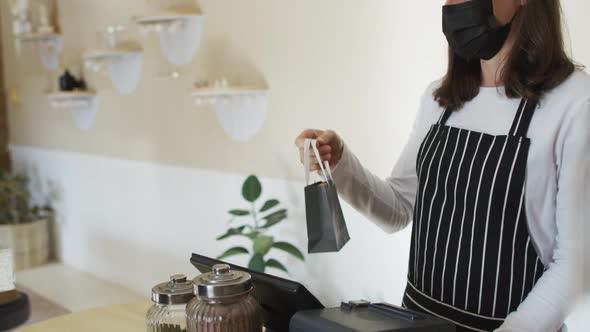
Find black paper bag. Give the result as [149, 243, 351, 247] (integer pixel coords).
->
[303, 139, 350, 253]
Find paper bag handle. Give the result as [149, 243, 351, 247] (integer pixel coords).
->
[323, 160, 334, 183]
[304, 139, 331, 185]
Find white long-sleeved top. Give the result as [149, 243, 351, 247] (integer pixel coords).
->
[331, 70, 590, 331]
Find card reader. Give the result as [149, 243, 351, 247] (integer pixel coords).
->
[290, 300, 456, 332]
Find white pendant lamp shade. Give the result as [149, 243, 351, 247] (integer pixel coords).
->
[38, 35, 63, 71]
[84, 48, 144, 95]
[192, 87, 269, 142]
[48, 92, 99, 130]
[109, 53, 143, 94]
[70, 99, 98, 130]
[160, 15, 203, 66]
[16, 33, 63, 71]
[135, 12, 203, 66]
[214, 95, 268, 142]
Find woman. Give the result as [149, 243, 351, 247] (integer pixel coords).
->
[295, 0, 588, 331]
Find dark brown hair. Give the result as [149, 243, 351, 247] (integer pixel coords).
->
[434, 0, 578, 110]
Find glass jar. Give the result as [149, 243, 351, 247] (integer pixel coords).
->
[187, 264, 262, 332]
[146, 274, 194, 332]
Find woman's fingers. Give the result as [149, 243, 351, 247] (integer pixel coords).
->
[308, 156, 332, 172]
[316, 130, 336, 145]
[306, 141, 332, 156]
[318, 144, 332, 154]
[307, 152, 332, 166]
[297, 148, 329, 164]
[308, 149, 332, 161]
[294, 129, 324, 148]
[296, 129, 333, 163]
[296, 129, 341, 169]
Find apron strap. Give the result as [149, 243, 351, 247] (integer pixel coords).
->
[438, 108, 453, 125]
[509, 98, 538, 138]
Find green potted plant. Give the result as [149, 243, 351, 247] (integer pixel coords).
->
[0, 171, 53, 270]
[216, 175, 304, 273]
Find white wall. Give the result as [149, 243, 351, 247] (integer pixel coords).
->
[10, 145, 412, 307]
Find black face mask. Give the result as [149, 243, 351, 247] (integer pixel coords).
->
[442, 0, 512, 61]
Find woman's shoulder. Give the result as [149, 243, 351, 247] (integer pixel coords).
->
[416, 79, 446, 122]
[545, 70, 590, 105]
[420, 79, 445, 109]
[539, 70, 590, 135]
[423, 79, 444, 101]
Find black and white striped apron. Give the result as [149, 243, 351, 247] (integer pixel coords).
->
[402, 99, 546, 331]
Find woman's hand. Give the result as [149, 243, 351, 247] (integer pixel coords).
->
[294, 129, 345, 171]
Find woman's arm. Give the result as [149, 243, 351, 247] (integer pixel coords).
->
[496, 100, 590, 332]
[330, 88, 437, 234]
[330, 142, 417, 233]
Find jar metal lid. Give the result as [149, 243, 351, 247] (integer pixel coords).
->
[193, 264, 252, 299]
[151, 274, 195, 305]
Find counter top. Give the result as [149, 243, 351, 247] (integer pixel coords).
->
[17, 301, 151, 332]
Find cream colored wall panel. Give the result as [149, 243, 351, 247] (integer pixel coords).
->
[2, 0, 447, 179]
[2, 1, 589, 180]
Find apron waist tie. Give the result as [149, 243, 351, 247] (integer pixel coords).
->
[403, 280, 505, 332]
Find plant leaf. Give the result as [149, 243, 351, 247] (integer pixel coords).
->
[266, 258, 288, 273]
[259, 199, 279, 212]
[260, 209, 287, 229]
[244, 232, 260, 240]
[253, 235, 274, 256]
[248, 254, 266, 272]
[272, 242, 305, 261]
[260, 218, 285, 229]
[216, 226, 246, 240]
[242, 175, 262, 202]
[217, 247, 249, 260]
[262, 209, 287, 221]
[228, 209, 250, 216]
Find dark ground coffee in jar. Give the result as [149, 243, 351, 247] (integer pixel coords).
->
[187, 264, 262, 332]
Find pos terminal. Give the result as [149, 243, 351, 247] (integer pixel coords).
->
[190, 253, 455, 332]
